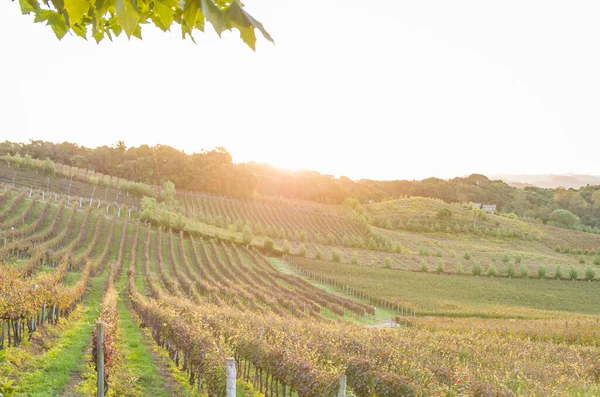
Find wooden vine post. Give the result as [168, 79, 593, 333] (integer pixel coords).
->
[226, 357, 236, 397]
[96, 322, 105, 397]
[338, 373, 347, 397]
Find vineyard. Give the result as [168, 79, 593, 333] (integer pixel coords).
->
[0, 182, 599, 396]
[0, 160, 144, 206]
[177, 191, 369, 246]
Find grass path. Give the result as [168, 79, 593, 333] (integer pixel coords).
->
[10, 271, 106, 397]
[270, 257, 397, 325]
[101, 269, 185, 397]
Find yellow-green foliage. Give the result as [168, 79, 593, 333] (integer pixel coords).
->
[366, 197, 541, 240]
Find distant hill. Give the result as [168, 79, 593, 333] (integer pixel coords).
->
[491, 174, 600, 189]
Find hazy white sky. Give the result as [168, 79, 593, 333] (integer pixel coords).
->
[1, 1, 599, 180]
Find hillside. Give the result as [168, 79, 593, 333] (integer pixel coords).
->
[0, 167, 599, 396]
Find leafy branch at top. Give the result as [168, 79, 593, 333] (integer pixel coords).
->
[14, 0, 273, 49]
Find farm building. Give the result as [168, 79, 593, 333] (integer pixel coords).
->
[472, 202, 497, 214]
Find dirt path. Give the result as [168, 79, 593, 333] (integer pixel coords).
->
[367, 320, 400, 329]
[58, 343, 90, 397]
[137, 324, 184, 396]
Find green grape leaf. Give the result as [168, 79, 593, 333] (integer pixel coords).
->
[47, 11, 70, 39]
[200, 0, 225, 36]
[115, 0, 140, 38]
[64, 0, 90, 25]
[33, 9, 52, 22]
[226, 0, 273, 46]
[132, 23, 142, 39]
[72, 23, 88, 38]
[225, 0, 256, 50]
[92, 28, 104, 43]
[109, 15, 123, 36]
[18, 0, 39, 14]
[11, 0, 272, 47]
[182, 0, 200, 29]
[155, 0, 174, 29]
[50, 0, 64, 12]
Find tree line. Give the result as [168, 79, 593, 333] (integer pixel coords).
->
[2, 140, 599, 229]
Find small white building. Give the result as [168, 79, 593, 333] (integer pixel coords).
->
[482, 204, 497, 214]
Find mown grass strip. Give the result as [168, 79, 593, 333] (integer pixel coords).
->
[106, 271, 176, 397]
[12, 271, 106, 397]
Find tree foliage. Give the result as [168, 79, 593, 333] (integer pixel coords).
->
[14, 0, 273, 49]
[4, 140, 600, 232]
[549, 209, 580, 228]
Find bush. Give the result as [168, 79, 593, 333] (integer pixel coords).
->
[554, 265, 563, 280]
[419, 247, 430, 256]
[471, 262, 483, 276]
[242, 225, 254, 245]
[332, 249, 342, 263]
[449, 250, 456, 258]
[327, 232, 335, 245]
[300, 230, 308, 242]
[265, 225, 274, 238]
[505, 262, 515, 278]
[584, 265, 596, 281]
[316, 247, 323, 260]
[550, 209, 580, 228]
[384, 257, 392, 269]
[501, 253, 509, 264]
[297, 243, 306, 257]
[579, 254, 585, 264]
[463, 252, 471, 260]
[263, 237, 274, 252]
[351, 252, 359, 265]
[487, 264, 497, 277]
[456, 263, 464, 275]
[282, 240, 291, 254]
[437, 208, 453, 220]
[537, 265, 547, 279]
[368, 238, 378, 250]
[593, 255, 600, 266]
[520, 264, 529, 278]
[435, 249, 443, 258]
[314, 232, 323, 244]
[436, 260, 445, 274]
[515, 254, 522, 264]
[568, 265, 578, 280]
[420, 261, 429, 273]
[42, 157, 56, 175]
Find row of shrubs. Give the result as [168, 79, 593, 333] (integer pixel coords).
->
[281, 240, 598, 280]
[419, 260, 597, 280]
[419, 246, 600, 267]
[555, 244, 600, 256]
[418, 249, 523, 263]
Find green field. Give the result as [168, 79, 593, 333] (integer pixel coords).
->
[290, 257, 600, 319]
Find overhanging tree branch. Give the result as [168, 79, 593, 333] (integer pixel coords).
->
[13, 0, 273, 49]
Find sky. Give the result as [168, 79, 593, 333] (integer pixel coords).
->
[1, 1, 599, 181]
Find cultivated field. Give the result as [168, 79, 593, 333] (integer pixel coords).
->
[0, 175, 599, 396]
